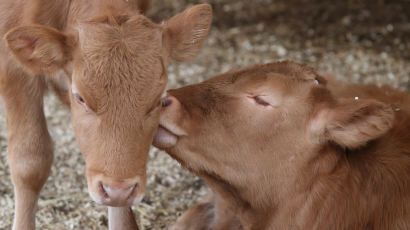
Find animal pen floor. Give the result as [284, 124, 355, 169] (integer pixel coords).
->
[0, 0, 409, 229]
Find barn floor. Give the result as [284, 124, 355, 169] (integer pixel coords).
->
[0, 0, 409, 229]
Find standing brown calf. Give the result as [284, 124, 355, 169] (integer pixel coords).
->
[0, 0, 212, 229]
[130, 61, 408, 230]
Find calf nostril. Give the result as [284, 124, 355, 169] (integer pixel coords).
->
[128, 183, 138, 199]
[162, 97, 172, 107]
[99, 182, 109, 199]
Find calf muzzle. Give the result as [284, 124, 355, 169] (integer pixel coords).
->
[99, 182, 139, 207]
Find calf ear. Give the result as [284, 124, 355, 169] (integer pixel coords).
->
[5, 24, 74, 75]
[314, 99, 394, 149]
[162, 4, 212, 62]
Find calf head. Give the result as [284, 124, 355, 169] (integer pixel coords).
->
[4, 4, 212, 206]
[154, 61, 394, 205]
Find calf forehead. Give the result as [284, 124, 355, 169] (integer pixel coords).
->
[78, 15, 162, 68]
[198, 63, 319, 97]
[73, 15, 165, 111]
[231, 61, 323, 85]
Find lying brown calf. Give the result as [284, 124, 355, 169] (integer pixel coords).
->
[116, 61, 410, 229]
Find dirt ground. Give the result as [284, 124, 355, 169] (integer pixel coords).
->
[0, 0, 409, 229]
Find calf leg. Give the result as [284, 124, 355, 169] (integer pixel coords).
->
[171, 192, 243, 230]
[1, 68, 53, 230]
[170, 201, 215, 230]
[212, 194, 243, 230]
[108, 207, 139, 230]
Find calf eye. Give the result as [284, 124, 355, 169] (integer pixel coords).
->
[160, 91, 168, 107]
[73, 92, 89, 112]
[74, 93, 85, 104]
[253, 96, 270, 106]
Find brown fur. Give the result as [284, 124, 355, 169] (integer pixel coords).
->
[147, 61, 410, 230]
[0, 1, 212, 229]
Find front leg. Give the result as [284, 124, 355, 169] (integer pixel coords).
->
[1, 70, 53, 230]
[212, 194, 243, 230]
[108, 207, 139, 230]
[171, 192, 243, 230]
[170, 201, 215, 230]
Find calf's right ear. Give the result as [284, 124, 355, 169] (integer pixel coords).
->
[5, 24, 74, 75]
[313, 99, 394, 149]
[162, 4, 212, 63]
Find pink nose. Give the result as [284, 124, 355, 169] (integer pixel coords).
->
[99, 182, 138, 207]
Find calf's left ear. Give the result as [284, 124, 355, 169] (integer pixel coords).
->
[313, 99, 394, 149]
[5, 24, 74, 75]
[162, 4, 212, 63]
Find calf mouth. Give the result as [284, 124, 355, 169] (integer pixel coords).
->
[153, 124, 179, 149]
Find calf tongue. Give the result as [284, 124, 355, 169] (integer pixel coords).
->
[153, 126, 178, 149]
